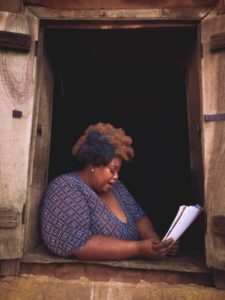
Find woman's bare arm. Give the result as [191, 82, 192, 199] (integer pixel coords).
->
[74, 235, 172, 261]
[136, 216, 161, 241]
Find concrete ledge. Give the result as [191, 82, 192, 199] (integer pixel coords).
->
[0, 275, 225, 300]
[20, 262, 213, 287]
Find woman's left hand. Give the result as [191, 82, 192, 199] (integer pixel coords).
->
[169, 240, 180, 256]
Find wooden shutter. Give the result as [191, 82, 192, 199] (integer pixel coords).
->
[201, 11, 225, 271]
[23, 17, 54, 254]
[0, 11, 39, 260]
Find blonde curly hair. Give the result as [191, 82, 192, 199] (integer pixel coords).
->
[72, 123, 134, 166]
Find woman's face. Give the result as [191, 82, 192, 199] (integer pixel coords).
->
[92, 157, 122, 193]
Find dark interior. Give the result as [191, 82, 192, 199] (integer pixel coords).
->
[45, 27, 204, 254]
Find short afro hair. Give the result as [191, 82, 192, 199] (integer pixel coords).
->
[72, 123, 134, 167]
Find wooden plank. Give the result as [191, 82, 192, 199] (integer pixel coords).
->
[25, 0, 218, 10]
[212, 215, 225, 237]
[0, 10, 39, 259]
[40, 20, 199, 31]
[0, 207, 20, 228]
[210, 32, 225, 52]
[216, 0, 225, 14]
[23, 7, 54, 253]
[28, 6, 212, 21]
[0, 30, 31, 52]
[185, 25, 204, 205]
[22, 245, 211, 274]
[0, 260, 20, 276]
[214, 270, 225, 289]
[201, 12, 225, 270]
[0, 0, 22, 13]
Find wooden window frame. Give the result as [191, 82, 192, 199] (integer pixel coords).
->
[22, 5, 211, 285]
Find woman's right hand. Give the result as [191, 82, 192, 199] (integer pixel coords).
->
[140, 238, 174, 259]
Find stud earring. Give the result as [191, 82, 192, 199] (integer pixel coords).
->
[91, 168, 95, 172]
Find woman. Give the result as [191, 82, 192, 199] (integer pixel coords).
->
[40, 123, 179, 260]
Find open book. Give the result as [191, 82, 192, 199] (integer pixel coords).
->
[162, 204, 203, 242]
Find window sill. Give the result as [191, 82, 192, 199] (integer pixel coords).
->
[22, 244, 209, 274]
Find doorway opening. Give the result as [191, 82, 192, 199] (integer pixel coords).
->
[45, 26, 204, 255]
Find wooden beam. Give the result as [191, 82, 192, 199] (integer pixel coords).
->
[27, 6, 212, 21]
[0, 30, 31, 52]
[24, 0, 218, 10]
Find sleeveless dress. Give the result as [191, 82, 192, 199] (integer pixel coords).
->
[40, 172, 145, 257]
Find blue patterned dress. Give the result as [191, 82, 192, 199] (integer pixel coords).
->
[40, 172, 146, 257]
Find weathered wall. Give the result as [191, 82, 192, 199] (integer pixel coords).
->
[1, 275, 225, 300]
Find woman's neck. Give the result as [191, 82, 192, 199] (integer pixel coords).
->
[76, 169, 91, 188]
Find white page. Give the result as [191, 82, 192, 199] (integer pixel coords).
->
[164, 205, 202, 241]
[162, 205, 186, 241]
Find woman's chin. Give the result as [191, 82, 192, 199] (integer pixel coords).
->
[103, 184, 112, 192]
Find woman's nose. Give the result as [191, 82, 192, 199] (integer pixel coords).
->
[113, 172, 119, 180]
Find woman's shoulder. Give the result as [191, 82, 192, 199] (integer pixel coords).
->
[42, 173, 88, 204]
[113, 180, 128, 192]
[113, 180, 135, 201]
[46, 172, 82, 189]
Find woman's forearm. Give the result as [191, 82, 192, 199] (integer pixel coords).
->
[74, 235, 146, 261]
[136, 216, 161, 241]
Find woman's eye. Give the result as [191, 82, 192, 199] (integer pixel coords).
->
[109, 168, 117, 174]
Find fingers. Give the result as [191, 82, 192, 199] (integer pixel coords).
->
[153, 238, 173, 249]
[168, 240, 180, 256]
[151, 239, 173, 259]
[145, 238, 180, 259]
[162, 238, 174, 247]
